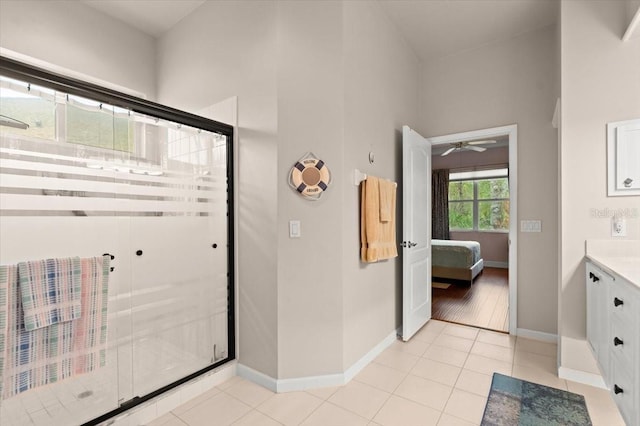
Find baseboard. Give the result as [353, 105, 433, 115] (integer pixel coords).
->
[238, 329, 398, 393]
[516, 328, 558, 343]
[558, 366, 607, 390]
[484, 261, 509, 269]
[236, 363, 278, 392]
[343, 329, 398, 383]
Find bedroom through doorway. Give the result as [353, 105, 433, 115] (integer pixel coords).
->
[427, 125, 517, 333]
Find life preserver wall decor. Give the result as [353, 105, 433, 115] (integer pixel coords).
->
[289, 153, 331, 200]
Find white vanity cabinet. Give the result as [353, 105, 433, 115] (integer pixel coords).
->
[586, 259, 640, 426]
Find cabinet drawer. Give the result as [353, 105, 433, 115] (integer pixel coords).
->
[611, 316, 637, 371]
[610, 279, 638, 325]
[610, 358, 637, 426]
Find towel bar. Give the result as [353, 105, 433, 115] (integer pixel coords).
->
[354, 169, 397, 187]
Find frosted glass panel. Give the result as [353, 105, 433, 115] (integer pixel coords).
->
[129, 128, 229, 396]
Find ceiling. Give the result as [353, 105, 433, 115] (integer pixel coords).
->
[378, 0, 558, 61]
[82, 0, 558, 60]
[83, 0, 206, 38]
[431, 136, 510, 156]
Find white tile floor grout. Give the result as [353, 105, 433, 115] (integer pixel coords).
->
[146, 320, 625, 426]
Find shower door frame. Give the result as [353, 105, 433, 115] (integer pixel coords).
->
[0, 56, 236, 426]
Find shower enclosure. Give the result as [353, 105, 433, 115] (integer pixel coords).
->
[0, 57, 235, 425]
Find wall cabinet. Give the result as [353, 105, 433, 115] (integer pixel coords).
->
[607, 118, 640, 196]
[586, 260, 640, 426]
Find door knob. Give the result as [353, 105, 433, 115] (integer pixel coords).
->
[614, 337, 624, 346]
[409, 242, 417, 247]
[614, 297, 624, 307]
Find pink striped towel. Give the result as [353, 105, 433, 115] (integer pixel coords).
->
[17, 257, 82, 331]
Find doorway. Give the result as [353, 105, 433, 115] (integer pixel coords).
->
[426, 125, 517, 334]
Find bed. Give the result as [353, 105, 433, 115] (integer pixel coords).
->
[431, 239, 484, 284]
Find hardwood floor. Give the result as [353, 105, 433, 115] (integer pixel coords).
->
[432, 267, 509, 333]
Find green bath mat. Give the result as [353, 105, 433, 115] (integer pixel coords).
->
[481, 373, 592, 425]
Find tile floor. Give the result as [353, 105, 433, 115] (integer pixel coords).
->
[147, 320, 624, 426]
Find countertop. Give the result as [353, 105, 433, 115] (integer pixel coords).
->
[586, 240, 640, 288]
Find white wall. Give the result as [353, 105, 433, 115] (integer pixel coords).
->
[157, 0, 280, 378]
[420, 25, 559, 334]
[158, 0, 420, 382]
[0, 0, 156, 99]
[342, 1, 420, 368]
[275, 1, 345, 379]
[559, 0, 640, 371]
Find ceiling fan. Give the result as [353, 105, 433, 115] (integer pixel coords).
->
[440, 140, 496, 156]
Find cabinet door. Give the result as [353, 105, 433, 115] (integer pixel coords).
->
[586, 263, 599, 352]
[586, 262, 611, 381]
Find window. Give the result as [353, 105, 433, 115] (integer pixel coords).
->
[66, 96, 134, 152]
[0, 78, 56, 141]
[1, 77, 134, 152]
[448, 169, 510, 232]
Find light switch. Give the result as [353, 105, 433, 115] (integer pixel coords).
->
[289, 220, 301, 238]
[521, 220, 542, 233]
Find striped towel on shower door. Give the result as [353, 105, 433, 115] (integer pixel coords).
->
[72, 256, 110, 375]
[0, 265, 12, 398]
[0, 255, 110, 399]
[17, 257, 82, 331]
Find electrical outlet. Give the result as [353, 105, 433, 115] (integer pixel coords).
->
[612, 216, 627, 237]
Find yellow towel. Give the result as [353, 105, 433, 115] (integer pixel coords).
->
[379, 178, 392, 222]
[361, 177, 379, 262]
[361, 177, 398, 262]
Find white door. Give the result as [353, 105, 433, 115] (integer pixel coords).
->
[402, 126, 432, 341]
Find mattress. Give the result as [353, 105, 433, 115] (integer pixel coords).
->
[431, 239, 482, 268]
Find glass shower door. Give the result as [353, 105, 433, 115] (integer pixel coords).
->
[127, 120, 229, 398]
[0, 67, 233, 425]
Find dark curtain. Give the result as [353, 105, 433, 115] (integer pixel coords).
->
[432, 169, 450, 240]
